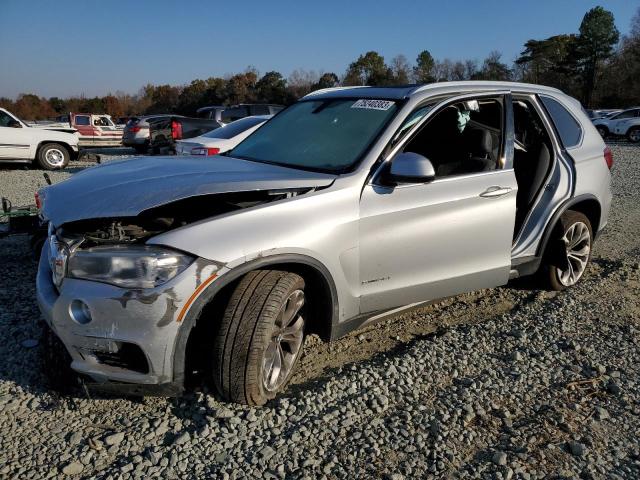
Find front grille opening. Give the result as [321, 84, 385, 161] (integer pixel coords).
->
[93, 342, 149, 374]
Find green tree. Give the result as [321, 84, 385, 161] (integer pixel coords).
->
[225, 69, 258, 105]
[516, 35, 579, 95]
[255, 71, 288, 104]
[315, 72, 339, 89]
[576, 6, 619, 106]
[474, 51, 512, 81]
[413, 50, 435, 83]
[343, 51, 393, 86]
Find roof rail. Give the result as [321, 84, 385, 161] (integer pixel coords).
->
[302, 86, 369, 99]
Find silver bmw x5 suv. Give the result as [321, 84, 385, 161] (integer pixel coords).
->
[37, 81, 613, 405]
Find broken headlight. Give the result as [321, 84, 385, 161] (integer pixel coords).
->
[67, 245, 194, 289]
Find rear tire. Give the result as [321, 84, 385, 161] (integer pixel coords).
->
[37, 143, 69, 170]
[627, 127, 640, 143]
[213, 270, 306, 405]
[543, 210, 593, 291]
[133, 143, 149, 154]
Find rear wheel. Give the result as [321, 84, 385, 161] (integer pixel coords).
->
[133, 143, 149, 154]
[544, 210, 593, 291]
[627, 127, 640, 143]
[37, 143, 69, 170]
[213, 270, 306, 405]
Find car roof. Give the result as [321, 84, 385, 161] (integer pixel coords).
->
[303, 81, 566, 101]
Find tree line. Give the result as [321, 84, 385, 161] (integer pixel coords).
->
[1, 6, 637, 121]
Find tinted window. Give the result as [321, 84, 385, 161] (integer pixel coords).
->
[230, 99, 399, 173]
[539, 96, 582, 148]
[0, 111, 15, 127]
[612, 109, 639, 120]
[250, 105, 270, 115]
[204, 117, 266, 139]
[75, 115, 90, 126]
[221, 107, 249, 123]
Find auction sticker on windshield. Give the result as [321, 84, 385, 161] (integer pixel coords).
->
[351, 99, 395, 111]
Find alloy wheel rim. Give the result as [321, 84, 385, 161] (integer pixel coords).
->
[45, 148, 64, 167]
[262, 289, 305, 392]
[630, 130, 640, 142]
[556, 221, 590, 286]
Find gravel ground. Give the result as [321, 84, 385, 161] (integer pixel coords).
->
[0, 145, 638, 479]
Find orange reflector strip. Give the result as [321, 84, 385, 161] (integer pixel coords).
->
[177, 274, 218, 323]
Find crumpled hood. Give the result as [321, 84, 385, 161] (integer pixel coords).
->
[41, 155, 336, 225]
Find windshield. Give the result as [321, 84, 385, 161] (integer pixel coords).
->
[204, 116, 266, 139]
[229, 98, 399, 173]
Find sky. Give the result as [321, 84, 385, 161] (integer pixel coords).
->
[0, 0, 638, 99]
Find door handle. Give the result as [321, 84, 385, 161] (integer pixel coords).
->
[479, 186, 512, 198]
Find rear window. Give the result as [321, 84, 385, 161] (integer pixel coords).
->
[539, 96, 582, 148]
[204, 117, 265, 139]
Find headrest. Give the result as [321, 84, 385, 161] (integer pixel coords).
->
[467, 128, 492, 156]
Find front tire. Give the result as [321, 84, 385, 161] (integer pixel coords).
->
[213, 270, 306, 405]
[37, 143, 69, 170]
[545, 210, 593, 291]
[627, 127, 640, 143]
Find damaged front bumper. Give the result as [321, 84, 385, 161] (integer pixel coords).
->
[36, 238, 219, 395]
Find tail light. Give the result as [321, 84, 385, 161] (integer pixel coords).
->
[171, 121, 183, 140]
[190, 147, 220, 156]
[129, 126, 141, 133]
[604, 146, 613, 170]
[35, 192, 41, 209]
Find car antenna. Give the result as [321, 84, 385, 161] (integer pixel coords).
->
[43, 173, 52, 185]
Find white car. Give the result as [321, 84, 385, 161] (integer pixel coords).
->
[0, 108, 79, 169]
[592, 107, 640, 138]
[175, 115, 271, 156]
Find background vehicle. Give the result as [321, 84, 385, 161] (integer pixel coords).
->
[122, 115, 172, 153]
[0, 107, 79, 169]
[586, 108, 622, 120]
[592, 107, 640, 138]
[37, 82, 612, 405]
[148, 116, 222, 154]
[197, 104, 284, 123]
[612, 116, 640, 143]
[65, 113, 123, 147]
[175, 115, 270, 156]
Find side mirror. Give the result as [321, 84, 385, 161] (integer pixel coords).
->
[7, 120, 22, 128]
[388, 152, 435, 184]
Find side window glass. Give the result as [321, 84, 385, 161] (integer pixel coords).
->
[75, 116, 90, 126]
[539, 96, 582, 148]
[402, 98, 503, 178]
[0, 111, 13, 127]
[250, 105, 270, 115]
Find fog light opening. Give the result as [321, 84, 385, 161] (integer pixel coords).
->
[69, 300, 92, 324]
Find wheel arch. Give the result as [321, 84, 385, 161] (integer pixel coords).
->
[36, 140, 77, 160]
[172, 253, 339, 388]
[536, 194, 602, 258]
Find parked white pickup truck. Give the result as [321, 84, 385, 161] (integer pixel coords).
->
[0, 108, 79, 169]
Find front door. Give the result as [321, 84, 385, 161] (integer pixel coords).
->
[359, 94, 517, 313]
[0, 110, 31, 159]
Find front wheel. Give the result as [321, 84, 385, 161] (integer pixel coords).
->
[627, 127, 640, 143]
[37, 143, 69, 170]
[544, 210, 593, 291]
[213, 270, 306, 405]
